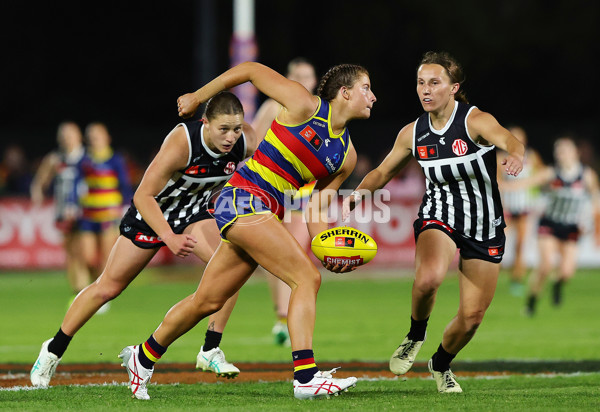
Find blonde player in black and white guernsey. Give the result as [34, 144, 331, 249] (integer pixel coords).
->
[31, 92, 259, 389]
[518, 137, 600, 315]
[343, 51, 524, 393]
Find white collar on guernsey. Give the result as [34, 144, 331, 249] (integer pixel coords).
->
[201, 124, 227, 158]
[428, 100, 458, 135]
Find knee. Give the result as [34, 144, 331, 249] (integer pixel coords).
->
[191, 293, 226, 317]
[459, 310, 485, 337]
[92, 280, 125, 303]
[289, 268, 321, 293]
[414, 268, 444, 296]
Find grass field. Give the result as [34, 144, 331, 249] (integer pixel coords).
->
[1, 266, 600, 410]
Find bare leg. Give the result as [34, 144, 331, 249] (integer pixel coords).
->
[441, 258, 500, 354]
[412, 230, 457, 320]
[61, 236, 157, 335]
[153, 215, 321, 351]
[188, 219, 241, 334]
[528, 234, 558, 295]
[64, 231, 91, 293]
[80, 231, 101, 281]
[511, 214, 530, 283]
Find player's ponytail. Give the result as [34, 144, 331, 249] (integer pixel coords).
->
[317, 64, 369, 102]
[419, 51, 468, 104]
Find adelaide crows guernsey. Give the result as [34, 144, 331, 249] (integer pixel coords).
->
[227, 97, 351, 219]
[131, 120, 247, 228]
[413, 101, 505, 241]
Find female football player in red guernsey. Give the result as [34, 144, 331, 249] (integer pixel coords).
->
[344, 51, 524, 393]
[119, 61, 376, 400]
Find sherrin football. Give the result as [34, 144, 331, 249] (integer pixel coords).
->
[311, 226, 377, 267]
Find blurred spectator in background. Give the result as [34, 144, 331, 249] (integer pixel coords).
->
[30, 121, 91, 294]
[497, 126, 544, 296]
[251, 57, 318, 346]
[0, 143, 33, 196]
[75, 122, 133, 312]
[510, 136, 600, 316]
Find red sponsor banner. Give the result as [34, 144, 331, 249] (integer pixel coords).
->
[0, 198, 174, 269]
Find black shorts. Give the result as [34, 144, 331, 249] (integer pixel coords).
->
[538, 217, 580, 242]
[413, 218, 505, 263]
[119, 205, 214, 249]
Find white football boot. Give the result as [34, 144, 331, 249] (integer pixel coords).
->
[196, 346, 240, 378]
[30, 339, 61, 387]
[428, 359, 463, 393]
[293, 368, 357, 400]
[389, 335, 425, 375]
[118, 345, 153, 400]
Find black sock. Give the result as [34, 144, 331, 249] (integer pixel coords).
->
[431, 344, 456, 372]
[137, 335, 167, 369]
[203, 330, 222, 351]
[526, 294, 537, 314]
[552, 280, 564, 306]
[406, 316, 429, 341]
[292, 349, 319, 384]
[47, 328, 72, 358]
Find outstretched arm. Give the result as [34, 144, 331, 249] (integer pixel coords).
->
[342, 123, 414, 221]
[467, 109, 524, 176]
[178, 62, 317, 124]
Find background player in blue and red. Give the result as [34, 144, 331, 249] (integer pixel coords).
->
[343, 51, 524, 393]
[75, 122, 133, 293]
[507, 136, 600, 316]
[31, 92, 260, 389]
[124, 60, 376, 400]
[251, 57, 318, 346]
[30, 121, 91, 295]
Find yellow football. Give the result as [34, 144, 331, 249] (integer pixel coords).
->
[310, 226, 377, 267]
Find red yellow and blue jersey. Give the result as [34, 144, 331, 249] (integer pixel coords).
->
[226, 98, 351, 219]
[76, 148, 132, 223]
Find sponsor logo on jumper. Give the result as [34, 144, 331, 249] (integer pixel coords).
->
[417, 132, 430, 142]
[324, 255, 364, 266]
[193, 155, 203, 162]
[135, 233, 162, 243]
[224, 161, 236, 175]
[185, 165, 209, 175]
[325, 156, 336, 171]
[300, 125, 323, 150]
[452, 139, 468, 156]
[324, 138, 331, 147]
[123, 225, 131, 232]
[492, 217, 503, 227]
[439, 136, 446, 145]
[320, 228, 371, 245]
[312, 120, 326, 128]
[417, 145, 438, 159]
[335, 237, 355, 248]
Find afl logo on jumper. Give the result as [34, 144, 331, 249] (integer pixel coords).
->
[300, 125, 323, 150]
[224, 161, 236, 175]
[452, 139, 468, 156]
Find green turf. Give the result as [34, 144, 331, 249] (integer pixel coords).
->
[2, 374, 600, 411]
[2, 266, 599, 365]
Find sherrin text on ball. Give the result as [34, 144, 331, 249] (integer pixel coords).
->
[311, 226, 377, 267]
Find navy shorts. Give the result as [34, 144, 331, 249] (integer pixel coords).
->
[119, 205, 214, 249]
[538, 217, 580, 242]
[79, 218, 120, 233]
[213, 185, 276, 240]
[413, 218, 506, 263]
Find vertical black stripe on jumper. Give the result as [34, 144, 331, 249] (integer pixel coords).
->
[443, 164, 462, 232]
[471, 158, 490, 240]
[457, 163, 478, 239]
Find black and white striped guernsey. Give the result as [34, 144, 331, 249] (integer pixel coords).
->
[412, 101, 505, 241]
[133, 120, 247, 228]
[543, 165, 587, 225]
[54, 146, 85, 220]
